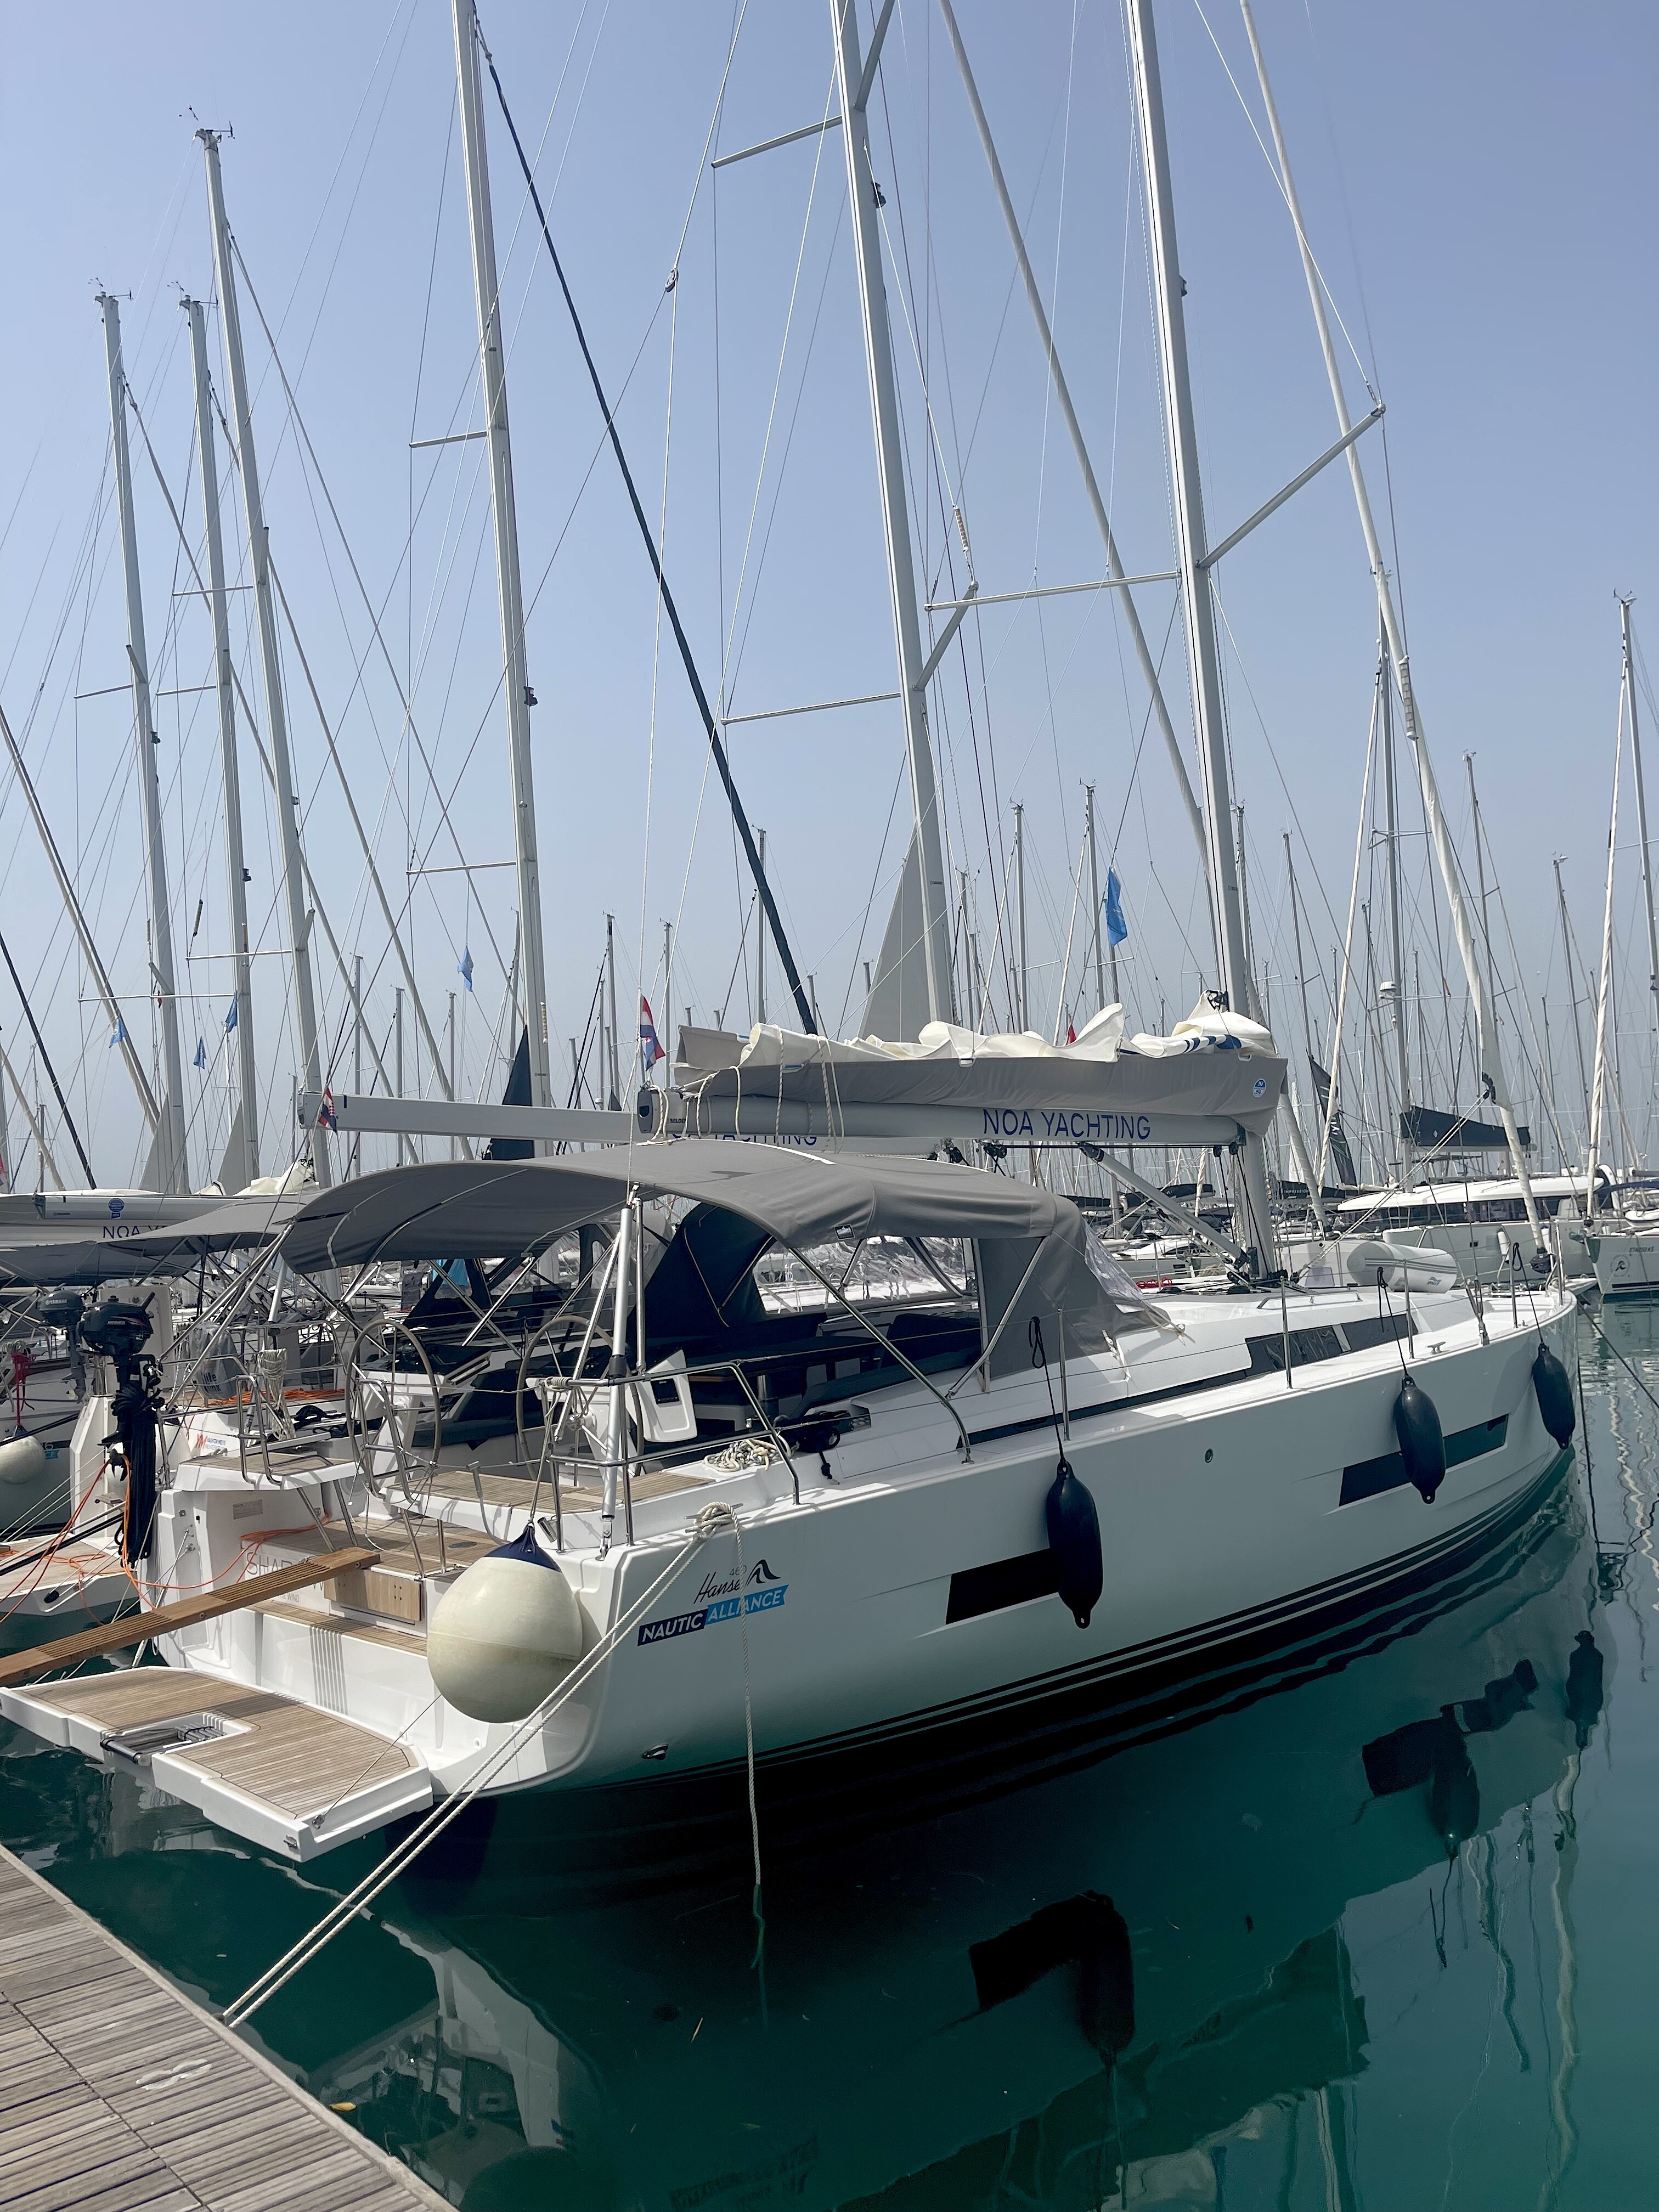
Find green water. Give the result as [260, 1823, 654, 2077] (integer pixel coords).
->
[7, 1304, 1659, 2211]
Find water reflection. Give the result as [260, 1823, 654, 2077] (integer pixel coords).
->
[2, 1460, 1606, 2210]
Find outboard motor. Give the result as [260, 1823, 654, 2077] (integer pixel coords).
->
[1046, 1460, 1103, 1629]
[1393, 1373, 1446, 1504]
[79, 1297, 159, 1564]
[1532, 1342, 1576, 1449]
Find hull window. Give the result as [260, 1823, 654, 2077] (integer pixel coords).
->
[947, 1548, 1062, 1624]
[1340, 1414, 1509, 1506]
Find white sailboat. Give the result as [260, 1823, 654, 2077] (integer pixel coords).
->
[0, 2, 1586, 1888]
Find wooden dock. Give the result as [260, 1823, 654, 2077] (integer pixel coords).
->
[0, 1844, 445, 2211]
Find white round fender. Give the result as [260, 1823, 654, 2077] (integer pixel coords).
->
[0, 1432, 48, 1488]
[426, 1525, 585, 1723]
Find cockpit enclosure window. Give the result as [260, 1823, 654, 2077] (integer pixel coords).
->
[753, 1235, 972, 1316]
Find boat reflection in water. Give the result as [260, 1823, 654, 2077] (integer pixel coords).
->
[0, 1466, 1605, 2209]
[321, 1467, 1604, 2209]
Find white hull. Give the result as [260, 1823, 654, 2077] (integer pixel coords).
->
[1, 1280, 1578, 1868]
[1592, 1223, 1659, 1298]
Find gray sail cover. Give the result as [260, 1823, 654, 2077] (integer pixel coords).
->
[677, 1031, 1284, 1139]
[280, 1146, 1153, 1351]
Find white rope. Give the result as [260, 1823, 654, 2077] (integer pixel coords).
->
[696, 1501, 765, 1963]
[223, 1517, 725, 2029]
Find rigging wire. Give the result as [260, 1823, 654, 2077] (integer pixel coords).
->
[478, 19, 817, 1034]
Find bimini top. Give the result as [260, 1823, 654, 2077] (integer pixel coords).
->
[283, 1144, 1078, 1272]
[0, 1189, 308, 1290]
[280, 1144, 1161, 1369]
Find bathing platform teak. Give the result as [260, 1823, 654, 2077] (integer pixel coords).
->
[0, 1844, 445, 2211]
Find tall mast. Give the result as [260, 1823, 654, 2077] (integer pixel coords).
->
[1380, 631, 1413, 1186]
[98, 293, 189, 1194]
[1283, 833, 1316, 1073]
[1553, 856, 1592, 1163]
[1464, 755, 1502, 1056]
[183, 295, 258, 1186]
[200, 129, 331, 1187]
[1085, 784, 1107, 1014]
[830, 0, 955, 1026]
[605, 914, 620, 1108]
[1237, 0, 1539, 1245]
[1125, 0, 1275, 1269]
[1586, 713, 1623, 1212]
[1620, 597, 1659, 1022]
[452, 0, 553, 1121]
[1013, 803, 1028, 1032]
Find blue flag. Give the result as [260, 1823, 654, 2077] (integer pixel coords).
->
[110, 1015, 129, 1048]
[459, 945, 475, 992]
[194, 1036, 207, 1071]
[1104, 868, 1128, 948]
[224, 999, 238, 1034]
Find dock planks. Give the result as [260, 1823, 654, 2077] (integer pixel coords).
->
[0, 1845, 444, 2211]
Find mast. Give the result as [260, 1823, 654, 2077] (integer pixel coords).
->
[605, 914, 620, 1108]
[98, 294, 189, 1194]
[1125, 0, 1276, 1270]
[663, 921, 673, 1076]
[1085, 785, 1108, 1014]
[200, 129, 331, 1187]
[1237, 0, 1540, 1246]
[1620, 597, 1659, 1021]
[1587, 715, 1622, 1214]
[1380, 633, 1413, 1186]
[1284, 834, 1316, 1068]
[1013, 803, 1028, 1031]
[830, 0, 955, 1026]
[183, 295, 258, 1187]
[1464, 755, 1502, 1060]
[452, 0, 554, 1120]
[1554, 857, 1592, 1164]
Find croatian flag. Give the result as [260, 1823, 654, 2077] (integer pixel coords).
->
[639, 996, 663, 1070]
[1104, 867, 1128, 947]
[317, 1087, 338, 1132]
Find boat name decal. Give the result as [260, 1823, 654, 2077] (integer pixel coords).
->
[639, 1582, 788, 1646]
[694, 1559, 780, 1604]
[983, 1108, 1155, 1143]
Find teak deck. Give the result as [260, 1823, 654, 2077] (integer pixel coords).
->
[0, 1844, 445, 2211]
[0, 1672, 432, 1862]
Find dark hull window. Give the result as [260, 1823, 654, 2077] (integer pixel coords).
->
[1341, 1414, 1509, 1506]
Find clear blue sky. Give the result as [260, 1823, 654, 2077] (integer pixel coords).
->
[1, 1, 1654, 1186]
